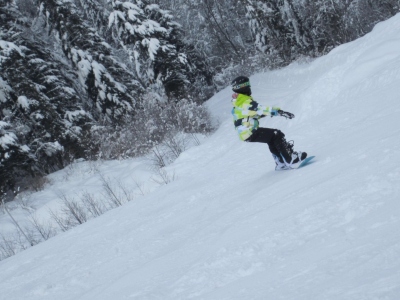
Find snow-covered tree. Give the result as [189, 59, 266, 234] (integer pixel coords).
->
[74, 0, 110, 36]
[244, 0, 400, 64]
[108, 0, 211, 100]
[0, 1, 91, 195]
[154, 0, 255, 89]
[244, 0, 312, 64]
[40, 0, 144, 121]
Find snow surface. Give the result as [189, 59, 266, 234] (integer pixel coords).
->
[1, 14, 400, 300]
[17, 95, 30, 109]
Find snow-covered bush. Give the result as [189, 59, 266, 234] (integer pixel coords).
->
[0, 174, 135, 260]
[88, 95, 215, 161]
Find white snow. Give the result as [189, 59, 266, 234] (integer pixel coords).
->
[1, 14, 400, 300]
[122, 2, 141, 13]
[76, 58, 92, 87]
[0, 40, 24, 59]
[127, 9, 139, 22]
[0, 76, 13, 103]
[0, 120, 9, 129]
[143, 37, 160, 60]
[0, 132, 17, 149]
[42, 141, 64, 156]
[65, 110, 86, 122]
[20, 145, 30, 152]
[17, 96, 30, 109]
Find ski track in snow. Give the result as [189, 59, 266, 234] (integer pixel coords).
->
[1, 14, 400, 300]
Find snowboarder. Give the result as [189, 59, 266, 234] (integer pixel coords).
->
[231, 76, 307, 170]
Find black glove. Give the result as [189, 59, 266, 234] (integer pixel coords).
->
[278, 110, 295, 119]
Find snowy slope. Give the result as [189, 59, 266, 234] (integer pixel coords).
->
[1, 14, 400, 300]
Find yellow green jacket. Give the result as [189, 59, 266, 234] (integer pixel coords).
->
[231, 93, 279, 141]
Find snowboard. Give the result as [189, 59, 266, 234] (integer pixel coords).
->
[295, 155, 315, 169]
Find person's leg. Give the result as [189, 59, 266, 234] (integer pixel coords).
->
[248, 128, 307, 167]
[247, 128, 291, 170]
[269, 130, 307, 166]
[247, 127, 277, 145]
[269, 129, 293, 163]
[248, 128, 288, 160]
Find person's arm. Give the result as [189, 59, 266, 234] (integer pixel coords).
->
[254, 102, 281, 118]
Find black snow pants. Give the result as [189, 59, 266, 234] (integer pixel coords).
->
[246, 128, 291, 162]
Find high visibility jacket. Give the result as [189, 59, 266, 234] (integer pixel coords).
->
[231, 93, 279, 141]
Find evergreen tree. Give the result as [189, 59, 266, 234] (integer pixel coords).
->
[74, 0, 110, 36]
[40, 0, 144, 122]
[108, 0, 212, 100]
[155, 0, 255, 89]
[244, 0, 400, 64]
[244, 0, 313, 64]
[0, 1, 91, 196]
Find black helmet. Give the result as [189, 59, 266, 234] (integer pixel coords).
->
[231, 76, 251, 95]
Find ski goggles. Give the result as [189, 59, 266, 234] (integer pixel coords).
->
[232, 82, 250, 90]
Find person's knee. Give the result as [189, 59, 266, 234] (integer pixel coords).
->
[273, 129, 285, 139]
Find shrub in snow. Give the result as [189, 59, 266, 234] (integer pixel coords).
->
[89, 95, 214, 161]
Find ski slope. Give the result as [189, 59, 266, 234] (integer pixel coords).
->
[1, 14, 400, 300]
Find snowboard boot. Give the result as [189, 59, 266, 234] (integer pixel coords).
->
[272, 131, 307, 169]
[286, 151, 308, 169]
[272, 154, 290, 171]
